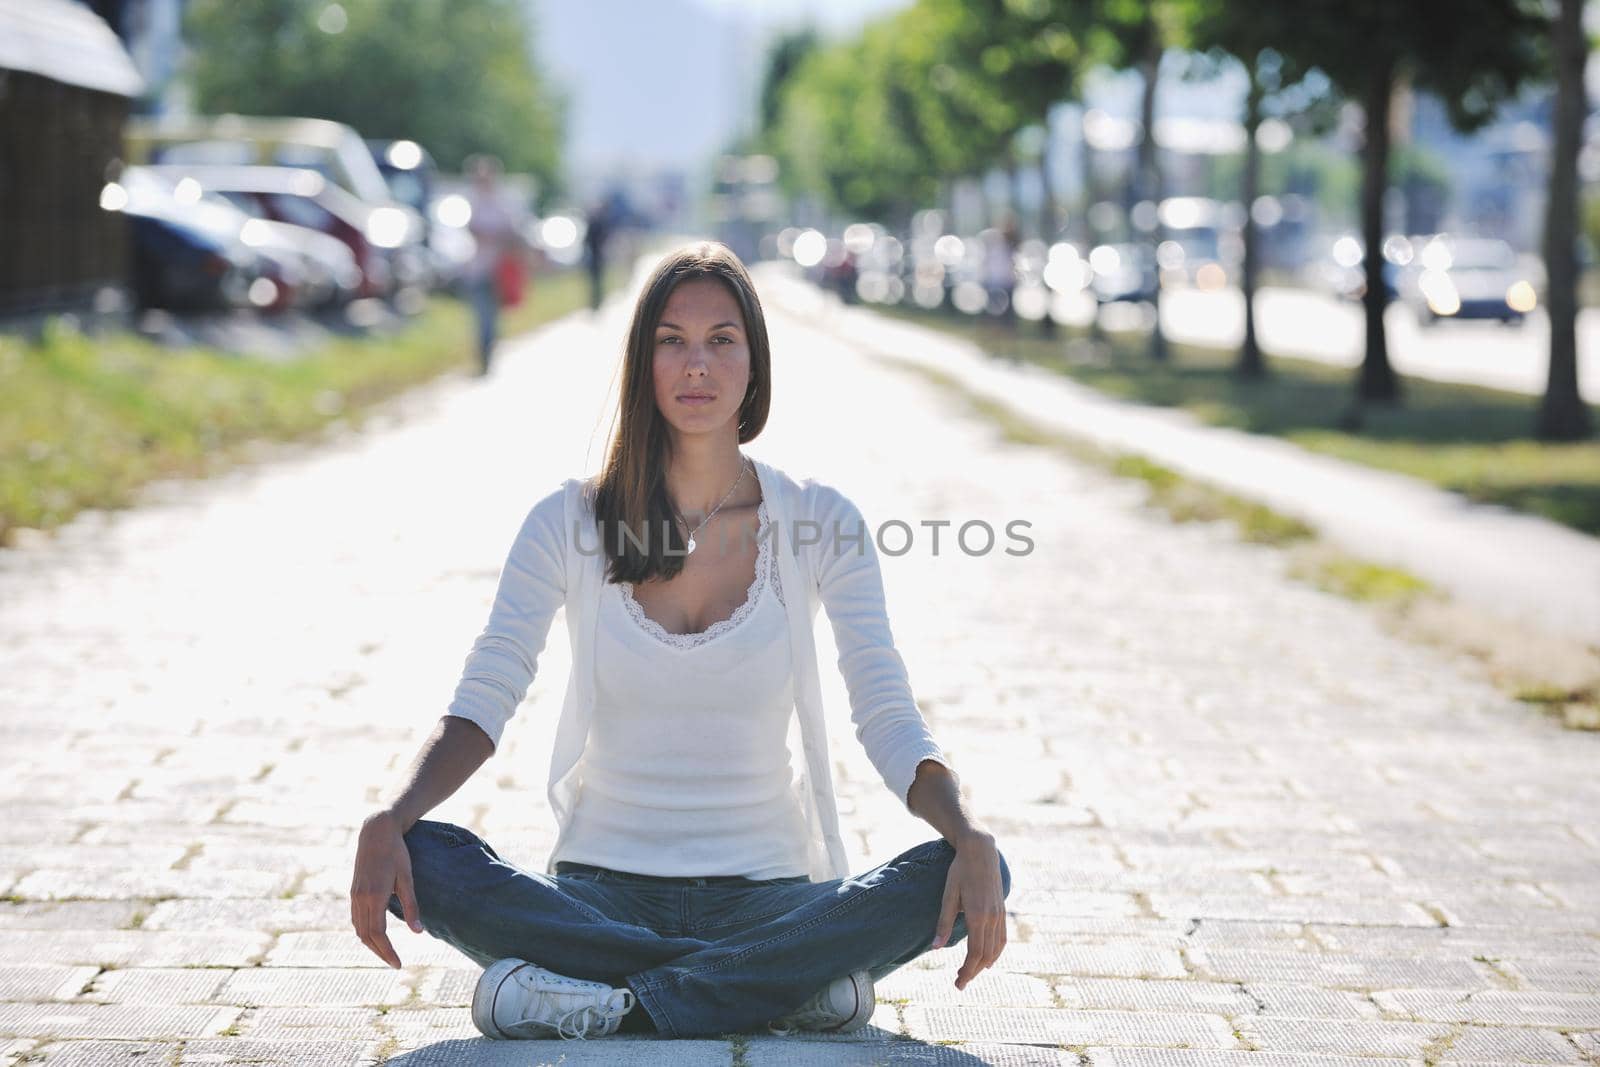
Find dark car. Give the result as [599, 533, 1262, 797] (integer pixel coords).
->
[109, 167, 270, 312]
[143, 164, 423, 299]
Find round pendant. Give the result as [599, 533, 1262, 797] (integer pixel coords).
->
[686, 536, 697, 554]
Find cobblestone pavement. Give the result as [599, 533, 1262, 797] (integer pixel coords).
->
[2, 283, 1598, 1066]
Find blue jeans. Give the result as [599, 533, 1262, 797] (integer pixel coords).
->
[387, 820, 1012, 1038]
[466, 276, 498, 374]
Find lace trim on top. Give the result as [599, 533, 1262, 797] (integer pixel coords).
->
[619, 498, 784, 650]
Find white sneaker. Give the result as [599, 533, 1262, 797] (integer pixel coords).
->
[767, 969, 875, 1035]
[471, 958, 638, 1040]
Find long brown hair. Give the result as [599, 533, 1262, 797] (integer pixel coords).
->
[590, 241, 772, 586]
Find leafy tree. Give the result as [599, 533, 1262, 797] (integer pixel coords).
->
[757, 28, 819, 151]
[1266, 0, 1545, 410]
[186, 0, 565, 201]
[1187, 1, 1333, 380]
[1078, 0, 1195, 360]
[772, 20, 940, 222]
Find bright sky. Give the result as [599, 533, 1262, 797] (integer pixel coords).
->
[528, 0, 912, 188]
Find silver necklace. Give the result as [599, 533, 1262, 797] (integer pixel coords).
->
[672, 455, 749, 555]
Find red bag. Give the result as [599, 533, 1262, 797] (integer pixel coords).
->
[495, 253, 526, 308]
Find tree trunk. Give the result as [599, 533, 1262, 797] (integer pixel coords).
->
[1357, 52, 1400, 404]
[1537, 0, 1593, 440]
[1039, 119, 1059, 338]
[1080, 105, 1104, 344]
[1237, 60, 1266, 381]
[1136, 23, 1167, 361]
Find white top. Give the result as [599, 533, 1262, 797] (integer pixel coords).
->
[463, 185, 521, 282]
[552, 499, 812, 878]
[444, 456, 952, 882]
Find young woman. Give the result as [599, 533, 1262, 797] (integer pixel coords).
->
[348, 241, 1011, 1041]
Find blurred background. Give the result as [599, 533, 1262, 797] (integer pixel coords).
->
[4, 8, 1600, 1058]
[2, 0, 1598, 548]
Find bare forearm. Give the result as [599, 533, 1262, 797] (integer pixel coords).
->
[381, 716, 495, 833]
[907, 758, 990, 845]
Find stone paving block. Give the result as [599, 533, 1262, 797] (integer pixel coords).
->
[1058, 977, 1255, 1016]
[748, 1040, 1077, 1065]
[0, 901, 143, 931]
[1033, 868, 1275, 897]
[1438, 1026, 1585, 1063]
[1085, 1050, 1422, 1067]
[384, 1038, 733, 1064]
[1183, 922, 1319, 952]
[374, 1006, 480, 1044]
[993, 943, 1188, 979]
[1425, 897, 1595, 931]
[1245, 982, 1380, 1020]
[216, 967, 412, 1007]
[1004, 889, 1142, 918]
[180, 1038, 384, 1066]
[13, 866, 296, 902]
[1373, 989, 1600, 1027]
[220, 799, 369, 831]
[1149, 894, 1438, 926]
[0, 1003, 240, 1039]
[238, 1006, 384, 1039]
[78, 823, 352, 848]
[185, 844, 353, 874]
[265, 930, 466, 968]
[1191, 950, 1495, 990]
[1305, 924, 1600, 960]
[413, 968, 477, 1008]
[874, 969, 1054, 1007]
[902, 1006, 1239, 1048]
[1236, 1018, 1455, 1058]
[11, 1041, 179, 1065]
[1503, 958, 1600, 994]
[0, 1038, 35, 1066]
[0, 821, 88, 846]
[0, 845, 190, 871]
[85, 968, 232, 1005]
[1568, 1031, 1600, 1059]
[0, 967, 96, 1002]
[139, 896, 349, 932]
[0, 931, 270, 968]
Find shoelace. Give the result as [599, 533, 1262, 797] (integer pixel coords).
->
[555, 989, 635, 1040]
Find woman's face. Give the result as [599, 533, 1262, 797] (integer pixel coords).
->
[651, 278, 751, 442]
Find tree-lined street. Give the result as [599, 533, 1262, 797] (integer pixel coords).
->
[1, 290, 1596, 1064]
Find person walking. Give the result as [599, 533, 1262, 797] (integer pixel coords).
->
[349, 241, 1012, 1042]
[461, 154, 528, 376]
[583, 195, 612, 312]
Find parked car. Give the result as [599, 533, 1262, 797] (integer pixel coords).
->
[1156, 196, 1237, 291]
[1087, 243, 1159, 305]
[108, 167, 274, 312]
[143, 164, 424, 299]
[127, 115, 397, 207]
[1409, 235, 1538, 326]
[128, 166, 364, 310]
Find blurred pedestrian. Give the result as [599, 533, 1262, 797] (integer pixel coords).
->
[462, 154, 529, 376]
[583, 196, 611, 312]
[348, 241, 1011, 1041]
[982, 213, 1020, 327]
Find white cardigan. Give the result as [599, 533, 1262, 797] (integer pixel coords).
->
[445, 455, 952, 881]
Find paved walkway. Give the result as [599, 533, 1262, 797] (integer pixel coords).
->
[1, 279, 1598, 1065]
[757, 267, 1600, 646]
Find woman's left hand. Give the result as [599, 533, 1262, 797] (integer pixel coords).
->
[931, 830, 1007, 990]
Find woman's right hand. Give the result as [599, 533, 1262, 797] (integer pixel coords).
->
[350, 810, 423, 969]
